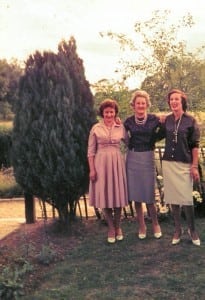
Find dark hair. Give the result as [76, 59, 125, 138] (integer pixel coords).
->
[99, 98, 119, 117]
[167, 89, 187, 112]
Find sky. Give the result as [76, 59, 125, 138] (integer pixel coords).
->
[0, 0, 205, 88]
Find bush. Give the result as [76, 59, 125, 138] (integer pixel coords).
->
[0, 127, 12, 168]
[0, 168, 23, 198]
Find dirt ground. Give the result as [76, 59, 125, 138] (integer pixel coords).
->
[0, 197, 96, 240]
[0, 198, 98, 296]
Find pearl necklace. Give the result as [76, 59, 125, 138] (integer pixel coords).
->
[135, 115, 147, 125]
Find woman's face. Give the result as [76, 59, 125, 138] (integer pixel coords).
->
[103, 106, 116, 122]
[169, 93, 183, 112]
[134, 96, 147, 116]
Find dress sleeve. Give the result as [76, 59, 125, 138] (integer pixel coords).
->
[151, 116, 165, 143]
[123, 125, 129, 146]
[189, 118, 200, 148]
[87, 126, 97, 157]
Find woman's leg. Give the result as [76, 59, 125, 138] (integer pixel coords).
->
[146, 203, 162, 238]
[171, 204, 182, 244]
[183, 205, 200, 245]
[135, 202, 146, 238]
[114, 207, 123, 240]
[103, 208, 115, 243]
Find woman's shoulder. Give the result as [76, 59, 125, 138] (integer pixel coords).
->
[147, 113, 162, 123]
[183, 112, 198, 125]
[124, 115, 134, 123]
[183, 112, 195, 120]
[91, 121, 103, 131]
[148, 113, 158, 120]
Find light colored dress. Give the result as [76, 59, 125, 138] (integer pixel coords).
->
[87, 120, 128, 209]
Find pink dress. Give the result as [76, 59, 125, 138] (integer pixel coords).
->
[87, 120, 128, 209]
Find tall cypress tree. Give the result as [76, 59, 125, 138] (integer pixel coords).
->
[12, 38, 96, 223]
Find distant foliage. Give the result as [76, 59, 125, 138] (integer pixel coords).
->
[0, 127, 12, 168]
[12, 37, 96, 223]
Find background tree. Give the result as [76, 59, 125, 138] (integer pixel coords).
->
[0, 59, 22, 119]
[12, 37, 96, 223]
[92, 78, 133, 121]
[101, 10, 205, 111]
[142, 52, 205, 112]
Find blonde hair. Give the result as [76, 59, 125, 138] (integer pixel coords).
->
[130, 90, 151, 108]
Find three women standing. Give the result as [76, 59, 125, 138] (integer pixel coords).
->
[88, 90, 201, 247]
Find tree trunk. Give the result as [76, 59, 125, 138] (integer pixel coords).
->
[24, 192, 36, 224]
[58, 204, 69, 224]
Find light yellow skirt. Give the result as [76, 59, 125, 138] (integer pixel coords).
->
[162, 160, 193, 206]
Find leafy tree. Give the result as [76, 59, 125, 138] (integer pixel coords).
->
[101, 10, 205, 111]
[102, 10, 195, 80]
[92, 79, 133, 121]
[0, 59, 22, 118]
[141, 55, 205, 111]
[12, 37, 96, 223]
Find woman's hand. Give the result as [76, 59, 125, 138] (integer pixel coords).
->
[89, 170, 97, 182]
[191, 165, 200, 182]
[115, 117, 122, 125]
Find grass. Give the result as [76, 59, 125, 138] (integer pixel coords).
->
[20, 216, 205, 300]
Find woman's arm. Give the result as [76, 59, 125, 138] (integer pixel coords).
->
[88, 156, 97, 182]
[190, 147, 200, 182]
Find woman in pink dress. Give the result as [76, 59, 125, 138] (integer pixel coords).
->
[87, 99, 128, 243]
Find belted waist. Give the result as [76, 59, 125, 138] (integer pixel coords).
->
[98, 144, 119, 150]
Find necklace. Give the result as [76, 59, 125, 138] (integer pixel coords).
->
[135, 114, 147, 125]
[173, 115, 182, 143]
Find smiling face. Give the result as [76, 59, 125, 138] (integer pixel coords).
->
[133, 96, 148, 117]
[103, 106, 116, 125]
[169, 92, 183, 114]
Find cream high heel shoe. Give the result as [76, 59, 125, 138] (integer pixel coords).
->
[188, 229, 201, 246]
[138, 227, 147, 239]
[115, 228, 124, 241]
[172, 229, 183, 245]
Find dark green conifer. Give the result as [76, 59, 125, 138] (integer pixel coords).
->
[12, 38, 96, 223]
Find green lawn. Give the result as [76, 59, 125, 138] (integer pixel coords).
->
[21, 216, 205, 300]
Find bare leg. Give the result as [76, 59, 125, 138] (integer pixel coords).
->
[146, 203, 162, 238]
[135, 202, 146, 238]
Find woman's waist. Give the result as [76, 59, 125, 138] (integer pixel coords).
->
[98, 143, 120, 150]
[129, 144, 155, 152]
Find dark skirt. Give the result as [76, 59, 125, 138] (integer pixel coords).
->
[126, 150, 155, 204]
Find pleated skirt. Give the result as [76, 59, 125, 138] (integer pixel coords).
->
[89, 146, 128, 209]
[162, 160, 193, 205]
[126, 150, 155, 204]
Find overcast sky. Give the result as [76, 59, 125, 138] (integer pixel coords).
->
[0, 0, 205, 87]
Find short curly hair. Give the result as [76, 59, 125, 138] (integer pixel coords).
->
[98, 98, 119, 117]
[130, 90, 151, 108]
